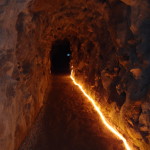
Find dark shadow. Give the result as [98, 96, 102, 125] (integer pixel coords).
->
[50, 39, 71, 74]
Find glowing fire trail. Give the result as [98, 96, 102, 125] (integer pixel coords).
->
[70, 70, 131, 150]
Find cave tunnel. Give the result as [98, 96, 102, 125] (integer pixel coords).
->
[50, 39, 71, 74]
[1, 0, 150, 150]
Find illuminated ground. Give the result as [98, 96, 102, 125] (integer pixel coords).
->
[19, 75, 124, 150]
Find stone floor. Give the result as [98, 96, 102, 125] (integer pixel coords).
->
[19, 75, 124, 150]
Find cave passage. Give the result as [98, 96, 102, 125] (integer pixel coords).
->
[50, 39, 71, 74]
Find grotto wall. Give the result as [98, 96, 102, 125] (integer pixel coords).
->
[0, 0, 51, 150]
[71, 0, 150, 150]
[0, 0, 150, 150]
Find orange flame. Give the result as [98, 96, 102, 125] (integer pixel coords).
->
[70, 70, 131, 150]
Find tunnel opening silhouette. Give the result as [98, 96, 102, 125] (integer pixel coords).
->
[50, 39, 71, 74]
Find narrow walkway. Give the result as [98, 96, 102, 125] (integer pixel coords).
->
[19, 75, 124, 150]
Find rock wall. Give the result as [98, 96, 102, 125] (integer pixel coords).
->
[0, 0, 149, 150]
[0, 0, 50, 150]
[71, 1, 150, 149]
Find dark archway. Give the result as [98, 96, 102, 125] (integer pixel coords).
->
[50, 39, 71, 74]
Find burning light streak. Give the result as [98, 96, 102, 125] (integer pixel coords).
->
[70, 70, 131, 150]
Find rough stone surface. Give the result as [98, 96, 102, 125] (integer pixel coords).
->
[0, 0, 50, 150]
[0, 0, 150, 150]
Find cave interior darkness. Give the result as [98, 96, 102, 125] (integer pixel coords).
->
[50, 39, 71, 74]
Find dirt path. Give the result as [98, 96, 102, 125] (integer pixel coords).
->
[19, 75, 124, 150]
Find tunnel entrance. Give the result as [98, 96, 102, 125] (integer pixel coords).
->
[50, 39, 71, 74]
